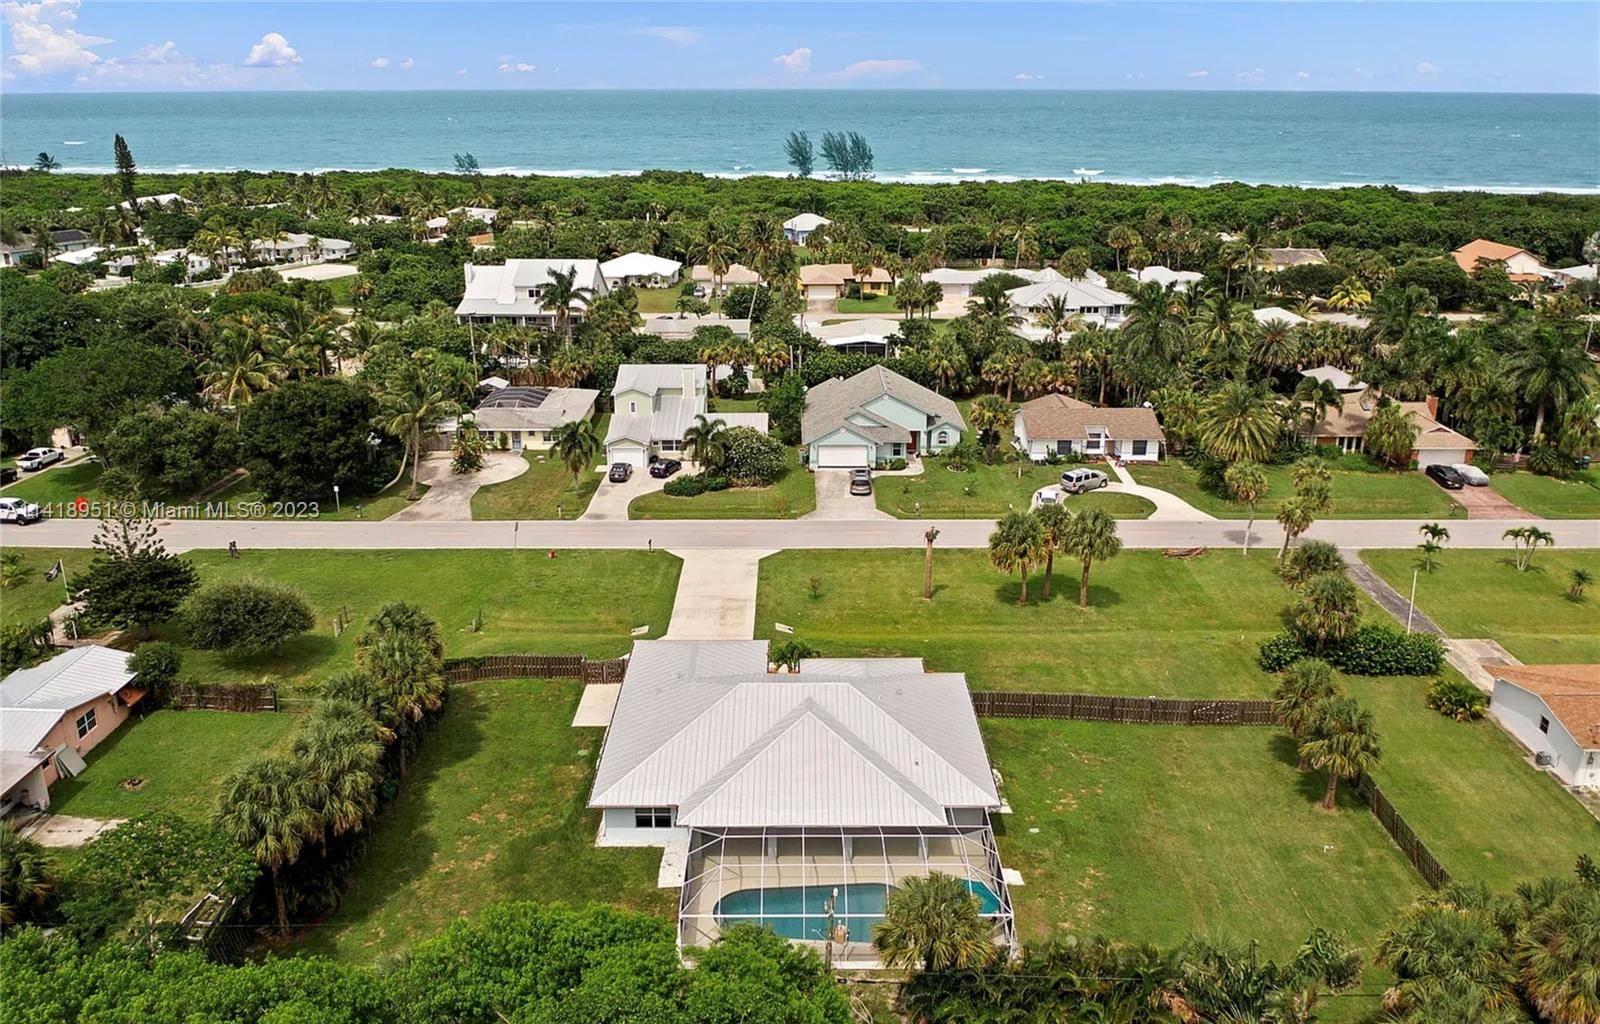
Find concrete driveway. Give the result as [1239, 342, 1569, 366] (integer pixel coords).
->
[389, 452, 528, 522]
[580, 464, 674, 521]
[807, 469, 892, 520]
[1449, 483, 1533, 519]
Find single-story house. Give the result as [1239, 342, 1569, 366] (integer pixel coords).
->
[604, 364, 766, 468]
[1552, 264, 1596, 285]
[251, 233, 352, 264]
[689, 262, 761, 295]
[3, 229, 95, 267]
[921, 266, 1105, 305]
[1307, 393, 1475, 467]
[1, 646, 142, 814]
[1300, 365, 1367, 393]
[454, 259, 610, 328]
[807, 317, 902, 355]
[1451, 239, 1551, 283]
[642, 314, 753, 341]
[1014, 393, 1165, 462]
[112, 193, 192, 213]
[601, 252, 683, 288]
[423, 207, 499, 240]
[1133, 265, 1204, 291]
[1006, 279, 1132, 326]
[1252, 306, 1310, 328]
[51, 245, 105, 267]
[1262, 247, 1328, 272]
[802, 366, 965, 468]
[1488, 664, 1599, 788]
[798, 263, 894, 311]
[454, 385, 599, 452]
[782, 212, 831, 245]
[589, 639, 1013, 965]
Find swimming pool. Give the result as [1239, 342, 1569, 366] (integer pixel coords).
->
[713, 880, 1003, 941]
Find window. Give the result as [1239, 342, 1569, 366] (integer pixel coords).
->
[1131, 439, 1148, 456]
[1086, 431, 1105, 452]
[1539, 716, 1550, 734]
[891, 443, 903, 457]
[634, 807, 673, 829]
[936, 431, 949, 445]
[628, 401, 637, 414]
[74, 708, 96, 739]
[1056, 440, 1073, 455]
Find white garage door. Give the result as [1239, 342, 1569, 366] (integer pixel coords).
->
[1415, 449, 1455, 469]
[816, 445, 868, 468]
[608, 443, 648, 469]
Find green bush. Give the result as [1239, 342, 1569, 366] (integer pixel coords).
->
[183, 580, 315, 655]
[720, 426, 786, 485]
[1279, 540, 1346, 587]
[704, 475, 730, 491]
[1259, 624, 1445, 675]
[1426, 677, 1488, 721]
[663, 474, 706, 497]
[127, 641, 182, 704]
[884, 457, 908, 471]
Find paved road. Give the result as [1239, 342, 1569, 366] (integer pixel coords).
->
[4, 515, 1595, 552]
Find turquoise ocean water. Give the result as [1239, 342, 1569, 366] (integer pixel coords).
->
[2, 90, 1596, 192]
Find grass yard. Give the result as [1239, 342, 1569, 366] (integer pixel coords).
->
[294, 679, 670, 962]
[1360, 548, 1600, 663]
[320, 272, 363, 307]
[836, 295, 898, 314]
[1, 459, 106, 508]
[630, 464, 816, 520]
[1487, 468, 1600, 519]
[708, 397, 765, 412]
[1344, 677, 1599, 890]
[48, 709, 300, 821]
[206, 475, 423, 522]
[875, 460, 1154, 519]
[756, 549, 1355, 697]
[985, 719, 1422, 958]
[634, 287, 715, 314]
[470, 453, 601, 520]
[0, 546, 78, 629]
[1129, 459, 1466, 520]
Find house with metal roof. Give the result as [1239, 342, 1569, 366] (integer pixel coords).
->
[1, 646, 142, 814]
[601, 252, 683, 288]
[589, 639, 1013, 964]
[782, 213, 831, 245]
[1006, 279, 1132, 326]
[456, 385, 599, 453]
[802, 366, 966, 468]
[604, 365, 767, 469]
[454, 259, 610, 328]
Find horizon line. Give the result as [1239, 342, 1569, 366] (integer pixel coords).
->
[6, 86, 1598, 98]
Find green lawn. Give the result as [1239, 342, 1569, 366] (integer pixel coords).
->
[0, 546, 78, 629]
[875, 460, 1155, 519]
[205, 475, 424, 522]
[634, 287, 717, 314]
[470, 453, 602, 520]
[294, 679, 670, 962]
[986, 719, 1422, 959]
[1345, 677, 1599, 890]
[1360, 548, 1600, 663]
[1129, 460, 1466, 520]
[48, 709, 300, 821]
[320, 272, 363, 307]
[836, 294, 897, 313]
[630, 464, 816, 520]
[1487, 468, 1600, 519]
[1, 459, 106, 508]
[756, 549, 1345, 697]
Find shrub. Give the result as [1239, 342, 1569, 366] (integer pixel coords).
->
[883, 457, 908, 471]
[704, 475, 730, 491]
[184, 580, 315, 655]
[720, 426, 786, 485]
[0, 620, 54, 674]
[127, 641, 182, 704]
[1260, 624, 1445, 675]
[770, 638, 820, 671]
[1279, 540, 1346, 587]
[1426, 677, 1488, 721]
[663, 474, 706, 497]
[1526, 441, 1573, 479]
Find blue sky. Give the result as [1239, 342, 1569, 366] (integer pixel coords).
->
[4, 1, 1597, 93]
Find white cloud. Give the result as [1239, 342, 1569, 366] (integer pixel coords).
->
[127, 40, 183, 64]
[823, 58, 923, 81]
[2, 0, 110, 77]
[399, 57, 413, 70]
[369, 56, 390, 68]
[1013, 72, 1044, 82]
[771, 46, 811, 73]
[1415, 60, 1441, 76]
[243, 31, 300, 67]
[455, 67, 468, 75]
[1353, 66, 1375, 79]
[1296, 70, 1311, 79]
[498, 61, 536, 73]
[1235, 68, 1265, 83]
[1185, 69, 1209, 78]
[634, 25, 702, 46]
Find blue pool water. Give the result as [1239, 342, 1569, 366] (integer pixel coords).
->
[714, 880, 1002, 941]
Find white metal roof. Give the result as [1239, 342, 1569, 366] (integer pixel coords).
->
[1300, 365, 1366, 391]
[590, 640, 999, 828]
[809, 318, 901, 348]
[783, 213, 831, 232]
[1006, 279, 1131, 311]
[613, 364, 705, 396]
[0, 708, 64, 756]
[1252, 306, 1310, 327]
[455, 259, 609, 317]
[0, 646, 135, 715]
[601, 252, 682, 280]
[1134, 265, 1205, 288]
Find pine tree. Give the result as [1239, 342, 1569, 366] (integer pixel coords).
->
[113, 133, 137, 202]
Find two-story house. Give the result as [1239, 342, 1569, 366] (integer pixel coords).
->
[603, 364, 767, 468]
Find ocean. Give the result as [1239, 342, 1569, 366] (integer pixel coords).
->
[3, 89, 1597, 193]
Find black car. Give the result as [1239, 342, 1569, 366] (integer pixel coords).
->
[649, 459, 682, 479]
[0, 467, 16, 485]
[608, 462, 633, 483]
[1424, 464, 1465, 490]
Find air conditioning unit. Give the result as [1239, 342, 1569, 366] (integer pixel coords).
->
[1534, 751, 1554, 767]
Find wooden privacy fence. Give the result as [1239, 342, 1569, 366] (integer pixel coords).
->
[971, 691, 1278, 726]
[442, 654, 628, 685]
[169, 682, 279, 712]
[1356, 772, 1452, 889]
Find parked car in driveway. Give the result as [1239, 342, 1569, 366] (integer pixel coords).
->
[16, 447, 64, 471]
[608, 463, 633, 483]
[849, 469, 873, 495]
[649, 459, 682, 479]
[0, 467, 16, 485]
[1060, 468, 1109, 494]
[0, 497, 42, 524]
[1452, 463, 1490, 486]
[1424, 464, 1465, 490]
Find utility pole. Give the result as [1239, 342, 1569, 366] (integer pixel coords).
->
[1406, 568, 1418, 634]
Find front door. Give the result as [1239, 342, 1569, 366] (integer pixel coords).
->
[511, 432, 523, 452]
[909, 431, 920, 454]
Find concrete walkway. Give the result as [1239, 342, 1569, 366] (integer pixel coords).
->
[1106, 462, 1216, 521]
[16, 812, 123, 848]
[1444, 638, 1522, 692]
[665, 549, 773, 639]
[571, 683, 621, 726]
[389, 452, 528, 522]
[1344, 559, 1445, 636]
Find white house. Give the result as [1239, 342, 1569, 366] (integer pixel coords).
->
[589, 639, 1013, 964]
[807, 317, 902, 355]
[1552, 264, 1597, 286]
[1262, 247, 1328, 272]
[454, 259, 610, 328]
[456, 385, 599, 453]
[1489, 664, 1599, 789]
[782, 213, 831, 245]
[689, 262, 761, 295]
[1006, 279, 1133, 326]
[1300, 365, 1367, 393]
[601, 252, 683, 288]
[251, 233, 352, 264]
[803, 366, 965, 468]
[1014, 394, 1165, 462]
[922, 266, 1107, 306]
[1133, 265, 1204, 291]
[111, 193, 192, 213]
[1253, 306, 1310, 328]
[641, 314, 752, 341]
[604, 364, 766, 468]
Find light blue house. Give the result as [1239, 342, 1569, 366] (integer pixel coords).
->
[802, 366, 966, 468]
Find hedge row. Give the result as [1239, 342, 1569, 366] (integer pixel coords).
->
[1259, 624, 1446, 676]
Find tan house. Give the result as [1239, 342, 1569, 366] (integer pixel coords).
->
[798, 263, 893, 311]
[1262, 247, 1328, 272]
[1451, 239, 1551, 284]
[1307, 393, 1475, 468]
[1013, 394, 1165, 463]
[1, 646, 142, 813]
[689, 262, 761, 295]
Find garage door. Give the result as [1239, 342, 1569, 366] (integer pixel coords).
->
[1415, 449, 1455, 469]
[816, 445, 868, 468]
[608, 444, 648, 469]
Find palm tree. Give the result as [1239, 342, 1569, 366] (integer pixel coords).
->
[202, 318, 278, 423]
[967, 394, 1013, 460]
[925, 337, 966, 395]
[1503, 323, 1594, 439]
[1033, 503, 1071, 601]
[988, 509, 1044, 605]
[1224, 461, 1269, 557]
[1299, 697, 1380, 810]
[922, 526, 939, 600]
[32, 152, 60, 172]
[1328, 276, 1373, 311]
[1502, 525, 1555, 572]
[1106, 224, 1138, 272]
[355, 603, 445, 775]
[535, 265, 594, 345]
[1199, 381, 1282, 462]
[1517, 880, 1600, 1024]
[1293, 377, 1343, 437]
[292, 702, 383, 840]
[1191, 291, 1260, 375]
[1272, 658, 1339, 766]
[1276, 497, 1317, 561]
[1120, 283, 1183, 369]
[1034, 293, 1084, 349]
[751, 337, 790, 379]
[0, 821, 53, 926]
[871, 872, 998, 974]
[694, 221, 736, 298]
[1292, 572, 1363, 649]
[376, 360, 462, 500]
[550, 419, 601, 489]
[1568, 567, 1594, 602]
[214, 755, 316, 934]
[1417, 523, 1450, 571]
[1062, 506, 1122, 609]
[682, 414, 728, 473]
[546, 344, 591, 387]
